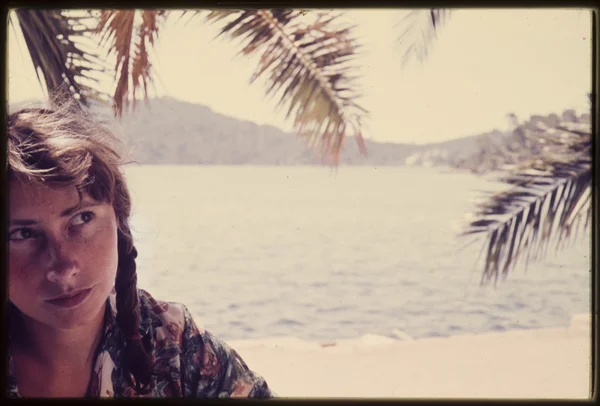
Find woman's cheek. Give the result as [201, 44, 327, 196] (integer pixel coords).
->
[8, 253, 35, 299]
[87, 218, 119, 273]
[9, 244, 38, 278]
[9, 239, 42, 257]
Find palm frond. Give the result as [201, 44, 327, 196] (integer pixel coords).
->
[96, 9, 167, 116]
[11, 9, 107, 106]
[460, 123, 592, 286]
[396, 9, 451, 66]
[205, 9, 368, 165]
[177, 9, 206, 26]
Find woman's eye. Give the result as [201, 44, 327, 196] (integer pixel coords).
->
[8, 228, 37, 241]
[71, 211, 96, 227]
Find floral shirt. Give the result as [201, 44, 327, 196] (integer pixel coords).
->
[6, 289, 274, 398]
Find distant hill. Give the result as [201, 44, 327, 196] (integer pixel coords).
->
[404, 110, 591, 174]
[99, 97, 423, 166]
[9, 97, 590, 172]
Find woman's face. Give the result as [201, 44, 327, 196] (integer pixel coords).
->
[8, 179, 120, 330]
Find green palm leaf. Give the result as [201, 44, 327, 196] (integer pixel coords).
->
[10, 9, 107, 105]
[461, 121, 592, 286]
[205, 9, 368, 165]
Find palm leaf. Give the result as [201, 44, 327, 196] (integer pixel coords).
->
[460, 122, 592, 286]
[10, 9, 107, 105]
[177, 9, 205, 26]
[95, 9, 168, 116]
[205, 9, 368, 165]
[396, 9, 451, 66]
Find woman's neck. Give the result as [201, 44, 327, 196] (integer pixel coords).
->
[12, 304, 106, 370]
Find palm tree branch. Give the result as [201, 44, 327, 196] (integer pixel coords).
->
[460, 129, 591, 285]
[395, 9, 451, 66]
[11, 9, 106, 105]
[95, 9, 167, 116]
[204, 9, 368, 165]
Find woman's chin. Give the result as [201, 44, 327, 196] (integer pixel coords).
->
[43, 296, 107, 330]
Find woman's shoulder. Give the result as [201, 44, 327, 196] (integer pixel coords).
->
[137, 289, 191, 326]
[136, 288, 204, 343]
[135, 288, 224, 352]
[135, 289, 274, 397]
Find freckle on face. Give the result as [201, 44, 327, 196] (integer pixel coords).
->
[8, 180, 120, 329]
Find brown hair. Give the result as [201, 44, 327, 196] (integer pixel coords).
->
[6, 98, 153, 393]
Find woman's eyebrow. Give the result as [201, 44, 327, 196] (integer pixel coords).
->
[60, 200, 100, 217]
[9, 201, 101, 226]
[9, 219, 37, 226]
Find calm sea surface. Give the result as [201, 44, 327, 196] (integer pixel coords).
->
[126, 165, 591, 342]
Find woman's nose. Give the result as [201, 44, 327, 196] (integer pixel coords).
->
[44, 237, 80, 283]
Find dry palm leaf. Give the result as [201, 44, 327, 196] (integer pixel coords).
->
[96, 9, 167, 116]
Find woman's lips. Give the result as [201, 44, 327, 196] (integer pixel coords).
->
[46, 288, 92, 308]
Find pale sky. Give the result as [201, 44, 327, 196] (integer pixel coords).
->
[7, 9, 591, 144]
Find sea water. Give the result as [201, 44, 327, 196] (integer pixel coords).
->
[126, 165, 591, 341]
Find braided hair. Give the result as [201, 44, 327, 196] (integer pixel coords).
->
[115, 233, 153, 393]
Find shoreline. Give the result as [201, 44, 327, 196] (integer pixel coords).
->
[220, 313, 592, 399]
[226, 313, 591, 350]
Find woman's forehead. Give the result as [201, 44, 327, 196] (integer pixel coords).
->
[8, 180, 85, 219]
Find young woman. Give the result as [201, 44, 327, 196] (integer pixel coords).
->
[6, 102, 274, 398]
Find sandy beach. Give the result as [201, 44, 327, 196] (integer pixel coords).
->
[225, 313, 592, 399]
